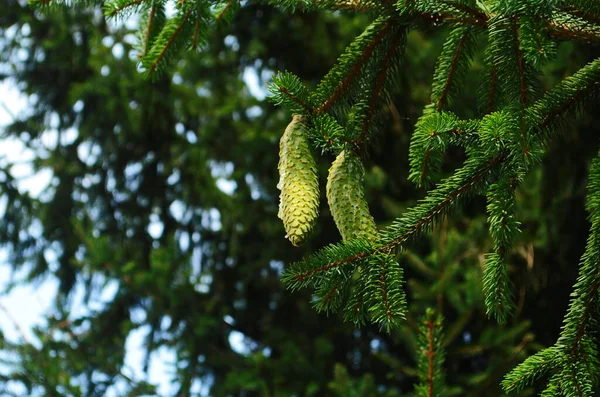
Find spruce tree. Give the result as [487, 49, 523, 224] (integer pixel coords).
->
[18, 0, 600, 394]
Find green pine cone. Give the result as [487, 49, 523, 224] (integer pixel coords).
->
[326, 150, 377, 241]
[277, 115, 320, 246]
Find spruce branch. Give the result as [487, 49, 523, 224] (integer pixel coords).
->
[136, 3, 166, 59]
[430, 25, 476, 111]
[215, 0, 234, 21]
[408, 111, 480, 187]
[315, 18, 394, 113]
[478, 42, 500, 115]
[504, 152, 600, 394]
[527, 56, 600, 137]
[562, 3, 600, 27]
[482, 252, 515, 324]
[355, 28, 407, 146]
[414, 309, 446, 397]
[104, 0, 150, 18]
[364, 254, 407, 331]
[141, 8, 195, 77]
[383, 153, 505, 246]
[513, 16, 528, 106]
[548, 11, 600, 44]
[400, 5, 600, 45]
[502, 347, 562, 393]
[268, 72, 314, 114]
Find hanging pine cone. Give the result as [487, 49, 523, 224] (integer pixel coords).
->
[277, 115, 320, 246]
[326, 149, 377, 241]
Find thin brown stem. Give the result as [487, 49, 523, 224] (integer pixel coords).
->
[356, 29, 405, 146]
[107, 0, 148, 16]
[514, 16, 528, 106]
[192, 19, 201, 48]
[487, 63, 498, 114]
[277, 86, 312, 113]
[425, 319, 435, 397]
[140, 6, 158, 58]
[436, 32, 468, 111]
[317, 22, 393, 113]
[147, 9, 194, 73]
[216, 0, 235, 21]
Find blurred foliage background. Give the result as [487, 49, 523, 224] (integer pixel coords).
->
[0, 1, 598, 395]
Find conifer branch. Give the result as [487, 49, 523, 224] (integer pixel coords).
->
[415, 309, 446, 397]
[530, 57, 600, 131]
[420, 148, 431, 185]
[413, 11, 486, 29]
[384, 154, 505, 247]
[281, 87, 311, 112]
[216, 0, 234, 21]
[426, 319, 435, 397]
[439, 0, 486, 22]
[502, 347, 560, 393]
[487, 63, 498, 114]
[105, 0, 148, 17]
[436, 36, 465, 111]
[514, 16, 527, 106]
[146, 9, 194, 74]
[547, 16, 600, 44]
[318, 281, 340, 311]
[356, 29, 406, 146]
[410, 9, 600, 45]
[140, 5, 159, 57]
[317, 20, 393, 113]
[563, 5, 600, 27]
[192, 19, 201, 48]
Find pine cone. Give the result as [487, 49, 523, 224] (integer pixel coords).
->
[326, 149, 377, 241]
[277, 115, 320, 246]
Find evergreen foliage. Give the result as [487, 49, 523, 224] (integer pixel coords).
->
[6, 0, 600, 394]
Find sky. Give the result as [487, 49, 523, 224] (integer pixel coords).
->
[0, 20, 271, 395]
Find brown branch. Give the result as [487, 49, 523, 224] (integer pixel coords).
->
[420, 147, 432, 185]
[425, 319, 435, 397]
[107, 0, 148, 16]
[148, 9, 194, 74]
[539, 75, 600, 128]
[394, 154, 505, 247]
[379, 269, 392, 322]
[503, 355, 555, 392]
[487, 63, 498, 114]
[566, 359, 584, 397]
[328, 0, 372, 12]
[278, 86, 312, 113]
[563, 5, 600, 28]
[317, 22, 393, 113]
[140, 6, 158, 58]
[319, 282, 340, 310]
[295, 252, 369, 283]
[192, 19, 201, 49]
[412, 9, 600, 45]
[436, 32, 468, 111]
[572, 277, 600, 354]
[514, 16, 528, 106]
[356, 29, 405, 146]
[415, 11, 487, 28]
[440, 0, 487, 21]
[546, 19, 600, 44]
[216, 0, 235, 21]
